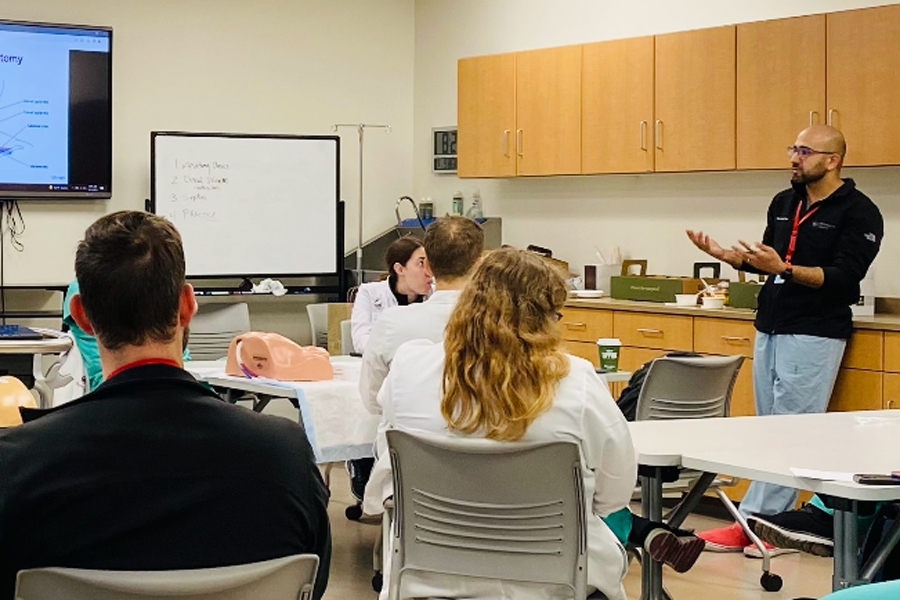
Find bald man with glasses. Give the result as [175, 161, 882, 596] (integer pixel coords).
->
[685, 125, 883, 556]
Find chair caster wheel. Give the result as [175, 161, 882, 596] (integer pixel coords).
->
[760, 571, 782, 592]
[345, 503, 363, 521]
[372, 571, 383, 592]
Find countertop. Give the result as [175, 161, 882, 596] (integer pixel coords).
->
[564, 296, 900, 332]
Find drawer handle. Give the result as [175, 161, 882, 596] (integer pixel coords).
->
[563, 322, 587, 331]
[720, 336, 750, 343]
[637, 328, 663, 335]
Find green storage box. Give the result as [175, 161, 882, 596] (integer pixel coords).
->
[610, 260, 728, 303]
[728, 273, 765, 309]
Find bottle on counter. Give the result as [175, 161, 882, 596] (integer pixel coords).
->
[452, 191, 464, 216]
[466, 189, 483, 220]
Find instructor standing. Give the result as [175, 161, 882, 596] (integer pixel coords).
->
[686, 125, 883, 554]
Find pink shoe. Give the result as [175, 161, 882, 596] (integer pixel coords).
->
[697, 522, 750, 552]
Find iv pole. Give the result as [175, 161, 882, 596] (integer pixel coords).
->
[332, 123, 391, 286]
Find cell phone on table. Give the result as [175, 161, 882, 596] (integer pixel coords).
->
[853, 474, 900, 485]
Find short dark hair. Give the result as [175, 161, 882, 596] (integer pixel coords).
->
[75, 211, 186, 350]
[385, 236, 424, 278]
[424, 216, 484, 280]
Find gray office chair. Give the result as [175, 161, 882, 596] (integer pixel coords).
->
[635, 354, 743, 421]
[306, 303, 329, 349]
[189, 303, 251, 360]
[15, 554, 319, 600]
[385, 429, 587, 600]
[634, 355, 782, 592]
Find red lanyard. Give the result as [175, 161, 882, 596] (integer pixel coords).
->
[107, 358, 181, 380]
[785, 201, 819, 264]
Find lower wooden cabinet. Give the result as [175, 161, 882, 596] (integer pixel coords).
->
[564, 303, 896, 506]
[829, 368, 883, 412]
[882, 372, 900, 410]
[619, 346, 665, 374]
[564, 340, 599, 368]
[729, 358, 755, 417]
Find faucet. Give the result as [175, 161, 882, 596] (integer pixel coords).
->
[395, 196, 426, 233]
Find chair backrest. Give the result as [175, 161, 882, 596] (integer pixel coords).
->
[15, 554, 319, 600]
[385, 429, 586, 600]
[635, 354, 744, 421]
[340, 319, 353, 355]
[189, 303, 251, 360]
[306, 303, 329, 349]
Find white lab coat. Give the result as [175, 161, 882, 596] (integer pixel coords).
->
[350, 280, 397, 354]
[359, 290, 460, 415]
[367, 340, 636, 600]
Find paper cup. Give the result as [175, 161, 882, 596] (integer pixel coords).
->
[701, 296, 725, 309]
[674, 294, 697, 306]
[596, 338, 622, 372]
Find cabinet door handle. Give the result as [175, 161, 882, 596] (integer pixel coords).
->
[809, 111, 819, 126]
[516, 129, 524, 157]
[637, 328, 663, 335]
[562, 322, 587, 331]
[827, 109, 838, 126]
[640, 121, 648, 151]
[503, 130, 511, 158]
[720, 336, 751, 343]
[655, 120, 663, 150]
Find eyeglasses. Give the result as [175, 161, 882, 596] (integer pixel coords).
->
[787, 145, 835, 159]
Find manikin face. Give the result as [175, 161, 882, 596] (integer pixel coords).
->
[394, 246, 432, 295]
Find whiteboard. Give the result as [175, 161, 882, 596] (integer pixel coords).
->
[151, 133, 340, 278]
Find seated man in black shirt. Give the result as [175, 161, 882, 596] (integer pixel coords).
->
[0, 211, 331, 599]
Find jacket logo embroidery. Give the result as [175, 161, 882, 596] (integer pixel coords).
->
[373, 298, 383, 308]
[865, 232, 878, 243]
[811, 221, 835, 230]
[776, 217, 789, 221]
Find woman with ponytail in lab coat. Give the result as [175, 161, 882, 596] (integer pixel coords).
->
[350, 237, 433, 354]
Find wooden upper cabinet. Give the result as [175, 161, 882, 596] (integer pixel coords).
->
[457, 53, 516, 178]
[655, 26, 736, 172]
[737, 15, 826, 169]
[582, 36, 655, 174]
[828, 4, 900, 166]
[515, 45, 582, 176]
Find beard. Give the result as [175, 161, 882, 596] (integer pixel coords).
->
[791, 165, 826, 185]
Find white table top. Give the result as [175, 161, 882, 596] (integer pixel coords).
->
[186, 356, 363, 398]
[186, 357, 378, 464]
[629, 411, 900, 501]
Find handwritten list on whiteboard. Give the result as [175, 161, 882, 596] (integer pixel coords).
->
[152, 133, 339, 277]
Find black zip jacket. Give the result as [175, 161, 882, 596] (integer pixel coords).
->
[746, 179, 882, 339]
[0, 364, 332, 600]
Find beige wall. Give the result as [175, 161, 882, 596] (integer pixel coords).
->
[0, 0, 415, 343]
[413, 0, 900, 296]
[0, 0, 415, 286]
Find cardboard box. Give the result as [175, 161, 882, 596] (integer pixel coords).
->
[326, 302, 353, 355]
[611, 276, 720, 302]
[610, 260, 728, 303]
[728, 282, 762, 309]
[728, 272, 764, 310]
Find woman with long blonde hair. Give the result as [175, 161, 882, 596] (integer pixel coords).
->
[368, 247, 639, 600]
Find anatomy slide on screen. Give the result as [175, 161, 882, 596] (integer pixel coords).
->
[0, 36, 69, 185]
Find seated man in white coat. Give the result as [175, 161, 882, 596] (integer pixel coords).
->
[359, 216, 484, 415]
[354, 217, 483, 517]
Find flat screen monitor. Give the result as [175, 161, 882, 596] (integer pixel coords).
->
[0, 20, 112, 200]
